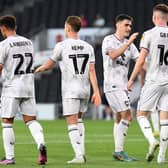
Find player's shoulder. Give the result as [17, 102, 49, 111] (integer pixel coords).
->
[17, 35, 32, 44]
[54, 40, 65, 49]
[0, 38, 7, 47]
[103, 34, 114, 42]
[79, 39, 93, 49]
[143, 27, 158, 36]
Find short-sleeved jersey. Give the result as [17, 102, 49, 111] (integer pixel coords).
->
[51, 38, 95, 99]
[102, 34, 139, 92]
[140, 26, 168, 84]
[0, 35, 35, 97]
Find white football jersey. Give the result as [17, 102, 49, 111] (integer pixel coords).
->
[140, 26, 168, 84]
[102, 34, 139, 92]
[0, 35, 35, 97]
[51, 38, 95, 99]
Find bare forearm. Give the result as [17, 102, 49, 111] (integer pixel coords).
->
[108, 32, 139, 60]
[89, 68, 99, 93]
[35, 59, 55, 73]
[108, 43, 130, 60]
[130, 61, 144, 82]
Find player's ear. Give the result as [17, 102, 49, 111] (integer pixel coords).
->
[67, 25, 71, 32]
[0, 26, 6, 36]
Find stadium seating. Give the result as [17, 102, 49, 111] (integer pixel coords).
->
[0, 0, 167, 39]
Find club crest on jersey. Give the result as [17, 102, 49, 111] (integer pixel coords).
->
[124, 100, 129, 107]
[141, 34, 145, 41]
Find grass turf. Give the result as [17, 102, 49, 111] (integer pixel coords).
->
[0, 120, 167, 168]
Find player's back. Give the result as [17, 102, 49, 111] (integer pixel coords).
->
[0, 35, 35, 97]
[59, 38, 95, 99]
[144, 26, 168, 84]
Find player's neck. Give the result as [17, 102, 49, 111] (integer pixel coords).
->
[68, 32, 79, 39]
[155, 22, 167, 27]
[154, 18, 167, 27]
[114, 32, 124, 41]
[6, 31, 16, 38]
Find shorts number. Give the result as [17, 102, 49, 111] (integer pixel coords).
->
[13, 53, 33, 75]
[69, 54, 89, 74]
[158, 44, 168, 65]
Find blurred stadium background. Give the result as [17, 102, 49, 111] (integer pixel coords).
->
[0, 0, 167, 120]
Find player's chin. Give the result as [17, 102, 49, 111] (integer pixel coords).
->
[125, 32, 130, 38]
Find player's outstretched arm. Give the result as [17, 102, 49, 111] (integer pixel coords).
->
[127, 48, 147, 91]
[107, 32, 139, 60]
[35, 59, 55, 73]
[89, 63, 101, 106]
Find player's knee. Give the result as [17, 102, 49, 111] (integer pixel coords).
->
[127, 115, 133, 121]
[23, 115, 36, 123]
[123, 115, 132, 121]
[115, 114, 121, 123]
[2, 118, 14, 123]
[136, 111, 148, 117]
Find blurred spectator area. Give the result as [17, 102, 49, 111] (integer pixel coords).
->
[0, 0, 167, 39]
[35, 67, 62, 103]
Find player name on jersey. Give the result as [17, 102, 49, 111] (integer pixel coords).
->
[72, 45, 84, 50]
[160, 32, 168, 38]
[9, 41, 31, 48]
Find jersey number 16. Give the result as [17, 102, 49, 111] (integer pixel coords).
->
[158, 44, 168, 65]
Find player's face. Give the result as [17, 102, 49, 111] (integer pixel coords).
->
[117, 19, 132, 38]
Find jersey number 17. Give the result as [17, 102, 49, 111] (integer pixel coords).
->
[69, 54, 89, 74]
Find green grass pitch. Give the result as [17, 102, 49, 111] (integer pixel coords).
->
[0, 120, 167, 168]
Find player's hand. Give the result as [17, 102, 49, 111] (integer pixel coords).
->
[91, 91, 101, 106]
[128, 32, 139, 45]
[34, 66, 43, 73]
[127, 80, 134, 91]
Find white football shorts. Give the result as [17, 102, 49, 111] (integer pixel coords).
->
[137, 82, 168, 112]
[1, 97, 36, 118]
[105, 90, 130, 113]
[63, 98, 89, 116]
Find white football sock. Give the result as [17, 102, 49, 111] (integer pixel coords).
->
[2, 123, 15, 159]
[113, 122, 121, 152]
[158, 120, 168, 158]
[68, 124, 82, 158]
[26, 120, 45, 149]
[151, 110, 159, 132]
[77, 119, 85, 155]
[114, 119, 129, 152]
[137, 116, 156, 145]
